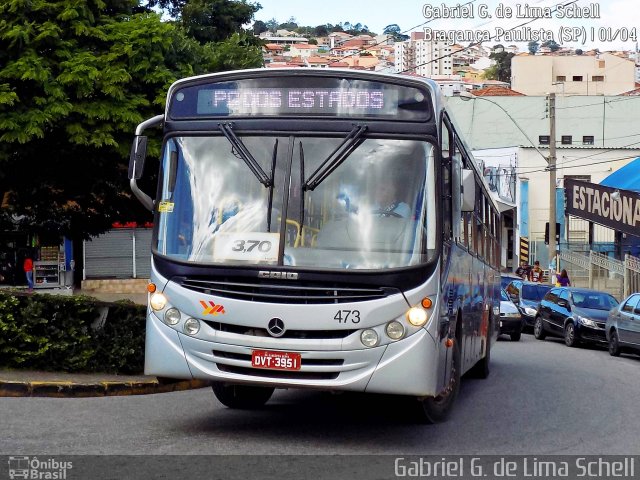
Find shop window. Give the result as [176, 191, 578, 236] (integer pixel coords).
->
[582, 135, 594, 145]
[539, 135, 550, 145]
[561, 135, 572, 145]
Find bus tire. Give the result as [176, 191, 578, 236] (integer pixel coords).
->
[414, 340, 461, 424]
[211, 382, 275, 409]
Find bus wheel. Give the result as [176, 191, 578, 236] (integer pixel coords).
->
[414, 341, 461, 424]
[211, 382, 275, 409]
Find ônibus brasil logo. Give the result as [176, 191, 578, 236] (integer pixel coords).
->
[8, 456, 72, 479]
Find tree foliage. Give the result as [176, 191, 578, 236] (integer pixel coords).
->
[541, 40, 561, 52]
[383, 24, 409, 41]
[528, 41, 539, 55]
[180, 0, 261, 43]
[0, 0, 263, 239]
[486, 49, 515, 83]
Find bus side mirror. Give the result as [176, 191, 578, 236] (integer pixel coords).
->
[461, 169, 475, 212]
[128, 136, 148, 180]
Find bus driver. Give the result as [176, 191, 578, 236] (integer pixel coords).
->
[372, 180, 411, 218]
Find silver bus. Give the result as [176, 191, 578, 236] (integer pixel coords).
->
[129, 68, 500, 422]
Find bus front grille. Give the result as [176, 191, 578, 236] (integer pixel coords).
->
[203, 320, 356, 339]
[178, 277, 398, 304]
[216, 364, 340, 380]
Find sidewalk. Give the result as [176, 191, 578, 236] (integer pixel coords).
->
[0, 287, 212, 397]
[0, 285, 148, 305]
[0, 369, 212, 398]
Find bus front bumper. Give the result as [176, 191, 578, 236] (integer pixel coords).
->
[145, 312, 441, 397]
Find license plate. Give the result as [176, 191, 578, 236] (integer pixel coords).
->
[251, 350, 301, 371]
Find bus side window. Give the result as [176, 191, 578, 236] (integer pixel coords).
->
[441, 119, 453, 241]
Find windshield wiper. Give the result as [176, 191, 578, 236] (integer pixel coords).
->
[267, 139, 278, 231]
[219, 122, 272, 187]
[302, 124, 368, 191]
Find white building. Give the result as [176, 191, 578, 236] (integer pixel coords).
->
[394, 34, 452, 76]
[511, 53, 636, 96]
[447, 94, 640, 267]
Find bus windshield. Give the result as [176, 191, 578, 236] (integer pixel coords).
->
[155, 135, 437, 270]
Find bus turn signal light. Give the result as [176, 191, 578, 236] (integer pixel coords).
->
[445, 338, 454, 348]
[421, 298, 432, 309]
[147, 283, 157, 293]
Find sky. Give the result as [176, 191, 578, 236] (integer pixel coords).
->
[253, 0, 640, 52]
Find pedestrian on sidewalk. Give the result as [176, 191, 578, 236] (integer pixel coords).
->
[556, 269, 571, 287]
[529, 260, 544, 283]
[23, 255, 34, 292]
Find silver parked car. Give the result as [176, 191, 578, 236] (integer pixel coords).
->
[606, 293, 640, 356]
[500, 288, 523, 341]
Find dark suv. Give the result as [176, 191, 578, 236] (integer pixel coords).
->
[535, 287, 619, 347]
[505, 280, 553, 329]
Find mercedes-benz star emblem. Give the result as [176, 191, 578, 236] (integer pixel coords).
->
[267, 318, 286, 338]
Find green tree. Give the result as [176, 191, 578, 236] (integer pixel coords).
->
[278, 16, 298, 31]
[485, 47, 515, 83]
[180, 0, 260, 43]
[541, 40, 561, 52]
[252, 19, 267, 35]
[313, 25, 329, 37]
[0, 0, 262, 239]
[265, 17, 278, 33]
[383, 24, 409, 41]
[528, 41, 539, 55]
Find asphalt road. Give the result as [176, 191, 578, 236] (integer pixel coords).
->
[3, 334, 640, 457]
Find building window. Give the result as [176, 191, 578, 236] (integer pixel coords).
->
[539, 135, 550, 145]
[561, 135, 572, 145]
[582, 135, 594, 145]
[598, 60, 605, 68]
[556, 75, 566, 81]
[572, 76, 583, 81]
[592, 75, 604, 82]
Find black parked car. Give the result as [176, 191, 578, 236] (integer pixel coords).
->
[535, 287, 619, 347]
[505, 280, 553, 329]
[606, 293, 640, 356]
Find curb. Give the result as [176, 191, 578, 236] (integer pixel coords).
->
[0, 378, 213, 398]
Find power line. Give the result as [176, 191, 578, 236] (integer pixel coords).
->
[326, 0, 479, 67]
[400, 0, 579, 74]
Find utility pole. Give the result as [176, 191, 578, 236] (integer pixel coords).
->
[548, 92, 557, 284]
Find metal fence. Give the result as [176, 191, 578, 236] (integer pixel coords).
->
[558, 249, 640, 299]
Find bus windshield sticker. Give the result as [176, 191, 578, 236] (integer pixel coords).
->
[213, 232, 280, 263]
[158, 201, 174, 213]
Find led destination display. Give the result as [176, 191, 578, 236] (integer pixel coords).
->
[169, 77, 431, 121]
[198, 88, 390, 116]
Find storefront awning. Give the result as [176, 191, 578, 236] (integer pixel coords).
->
[600, 157, 640, 192]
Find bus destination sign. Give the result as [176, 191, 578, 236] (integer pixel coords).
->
[197, 88, 395, 116]
[169, 77, 431, 121]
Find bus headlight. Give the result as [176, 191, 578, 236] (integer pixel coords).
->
[360, 329, 379, 347]
[150, 292, 167, 311]
[407, 307, 428, 326]
[164, 308, 181, 326]
[183, 318, 201, 335]
[385, 321, 405, 340]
